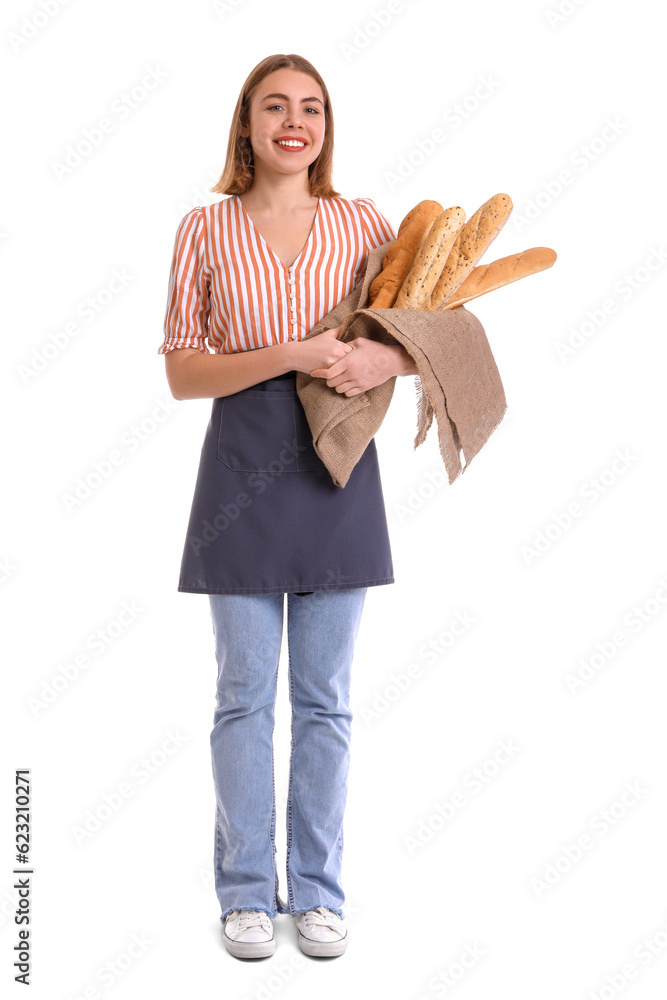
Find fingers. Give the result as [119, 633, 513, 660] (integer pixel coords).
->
[324, 326, 354, 352]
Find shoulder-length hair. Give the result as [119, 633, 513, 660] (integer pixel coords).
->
[210, 53, 340, 198]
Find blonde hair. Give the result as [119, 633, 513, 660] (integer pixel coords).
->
[210, 53, 340, 198]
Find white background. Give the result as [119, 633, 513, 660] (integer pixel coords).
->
[3, 0, 666, 996]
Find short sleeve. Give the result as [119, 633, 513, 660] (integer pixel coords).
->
[158, 207, 210, 355]
[354, 197, 397, 252]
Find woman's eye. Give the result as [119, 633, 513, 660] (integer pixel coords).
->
[266, 104, 319, 114]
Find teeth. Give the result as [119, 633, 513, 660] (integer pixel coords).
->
[277, 140, 305, 147]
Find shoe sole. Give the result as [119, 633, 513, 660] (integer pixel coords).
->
[297, 933, 348, 957]
[223, 933, 275, 959]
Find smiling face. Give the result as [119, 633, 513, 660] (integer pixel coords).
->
[240, 67, 326, 182]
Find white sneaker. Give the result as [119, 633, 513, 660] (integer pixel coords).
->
[294, 906, 348, 957]
[223, 909, 275, 959]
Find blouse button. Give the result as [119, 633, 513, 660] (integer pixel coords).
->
[291, 333, 298, 340]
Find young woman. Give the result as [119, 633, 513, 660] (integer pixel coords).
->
[158, 53, 417, 960]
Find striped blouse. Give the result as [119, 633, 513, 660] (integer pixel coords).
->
[158, 194, 396, 355]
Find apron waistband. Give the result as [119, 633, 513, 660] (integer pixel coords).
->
[217, 370, 297, 401]
[247, 370, 297, 391]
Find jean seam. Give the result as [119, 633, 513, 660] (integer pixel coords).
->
[285, 592, 296, 913]
[270, 601, 281, 913]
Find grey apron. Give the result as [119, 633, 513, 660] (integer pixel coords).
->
[177, 371, 394, 595]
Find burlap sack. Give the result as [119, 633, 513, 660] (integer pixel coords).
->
[295, 242, 507, 488]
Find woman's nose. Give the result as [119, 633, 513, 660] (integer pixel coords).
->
[283, 107, 304, 127]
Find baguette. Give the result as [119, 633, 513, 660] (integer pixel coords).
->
[394, 206, 466, 308]
[368, 200, 443, 308]
[441, 247, 557, 309]
[426, 193, 513, 310]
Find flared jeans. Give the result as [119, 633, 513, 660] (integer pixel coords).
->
[208, 587, 367, 922]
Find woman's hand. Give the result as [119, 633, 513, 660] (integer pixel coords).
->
[290, 326, 355, 374]
[310, 336, 416, 396]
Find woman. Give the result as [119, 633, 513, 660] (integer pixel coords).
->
[158, 53, 417, 960]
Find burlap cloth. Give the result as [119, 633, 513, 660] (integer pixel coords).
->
[295, 241, 507, 488]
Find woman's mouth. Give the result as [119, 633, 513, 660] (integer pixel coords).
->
[274, 138, 308, 152]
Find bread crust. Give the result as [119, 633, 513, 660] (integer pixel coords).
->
[368, 200, 443, 308]
[441, 247, 557, 309]
[426, 193, 513, 310]
[394, 206, 466, 309]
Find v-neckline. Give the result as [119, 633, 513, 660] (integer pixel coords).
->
[236, 195, 320, 271]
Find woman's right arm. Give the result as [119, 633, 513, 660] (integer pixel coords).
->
[161, 208, 353, 399]
[165, 342, 294, 400]
[165, 327, 353, 400]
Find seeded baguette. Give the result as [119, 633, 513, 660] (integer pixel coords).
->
[426, 193, 513, 310]
[441, 247, 557, 310]
[368, 200, 443, 308]
[394, 206, 466, 309]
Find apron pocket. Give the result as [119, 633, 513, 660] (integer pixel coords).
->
[217, 391, 303, 473]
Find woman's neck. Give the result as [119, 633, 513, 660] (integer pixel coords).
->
[240, 168, 317, 213]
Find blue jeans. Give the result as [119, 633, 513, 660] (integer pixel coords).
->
[208, 588, 367, 922]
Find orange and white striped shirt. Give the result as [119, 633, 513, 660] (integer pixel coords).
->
[158, 195, 396, 355]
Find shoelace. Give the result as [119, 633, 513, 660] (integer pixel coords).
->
[303, 906, 342, 931]
[236, 910, 272, 932]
